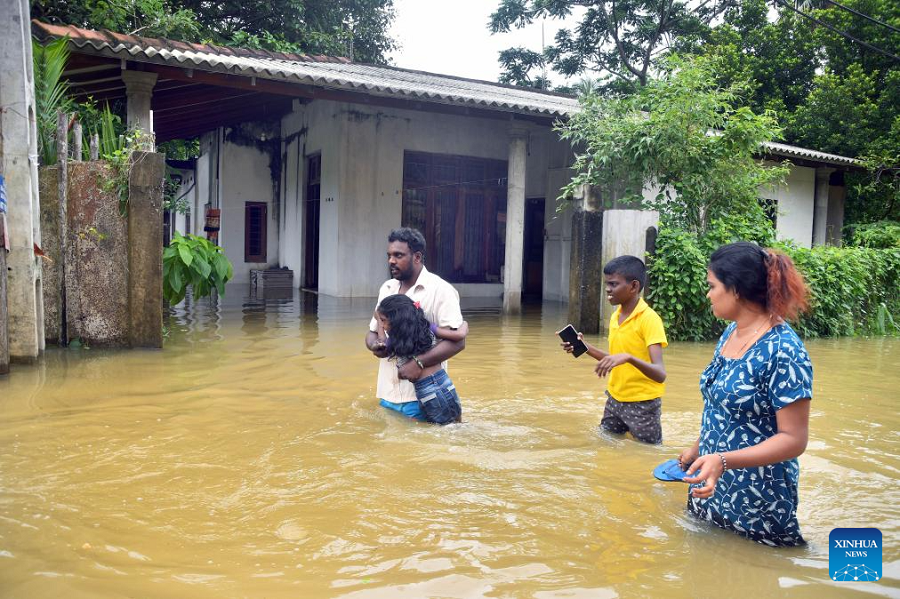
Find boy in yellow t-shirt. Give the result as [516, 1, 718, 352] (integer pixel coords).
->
[562, 256, 668, 444]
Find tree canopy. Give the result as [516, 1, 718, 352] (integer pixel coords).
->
[32, 0, 398, 64]
[493, 0, 900, 223]
[489, 0, 735, 91]
[559, 56, 786, 234]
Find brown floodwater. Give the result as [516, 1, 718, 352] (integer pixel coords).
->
[0, 291, 897, 598]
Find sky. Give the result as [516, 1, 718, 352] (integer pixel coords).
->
[387, 0, 582, 86]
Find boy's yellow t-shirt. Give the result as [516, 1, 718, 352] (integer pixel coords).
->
[607, 297, 668, 402]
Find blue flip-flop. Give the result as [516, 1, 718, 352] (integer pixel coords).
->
[653, 459, 693, 482]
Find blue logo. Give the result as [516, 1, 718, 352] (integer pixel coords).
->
[830, 528, 882, 582]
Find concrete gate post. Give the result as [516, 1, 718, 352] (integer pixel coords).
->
[127, 152, 165, 348]
[567, 186, 604, 335]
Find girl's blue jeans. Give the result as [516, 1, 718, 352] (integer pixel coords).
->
[413, 369, 462, 425]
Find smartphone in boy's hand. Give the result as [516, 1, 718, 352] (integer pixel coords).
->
[557, 324, 588, 358]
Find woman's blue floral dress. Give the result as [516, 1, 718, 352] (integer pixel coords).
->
[688, 322, 812, 547]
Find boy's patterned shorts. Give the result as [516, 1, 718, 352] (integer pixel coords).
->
[600, 393, 662, 444]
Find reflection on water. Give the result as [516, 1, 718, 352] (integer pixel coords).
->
[0, 289, 898, 598]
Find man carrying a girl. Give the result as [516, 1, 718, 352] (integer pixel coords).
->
[364, 228, 467, 424]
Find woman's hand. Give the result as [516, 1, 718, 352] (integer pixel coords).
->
[684, 454, 726, 499]
[678, 444, 700, 470]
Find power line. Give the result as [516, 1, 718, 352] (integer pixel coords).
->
[821, 0, 900, 36]
[777, 0, 900, 62]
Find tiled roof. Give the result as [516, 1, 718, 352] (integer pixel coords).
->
[32, 20, 580, 119]
[31, 21, 859, 165]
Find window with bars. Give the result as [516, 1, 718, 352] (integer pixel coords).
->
[402, 151, 507, 283]
[245, 202, 267, 262]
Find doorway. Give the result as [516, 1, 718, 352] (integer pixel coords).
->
[523, 197, 545, 301]
[304, 153, 321, 290]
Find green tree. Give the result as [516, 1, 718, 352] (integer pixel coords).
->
[558, 56, 786, 234]
[489, 0, 735, 90]
[33, 36, 74, 165]
[32, 0, 398, 64]
[688, 0, 818, 126]
[695, 0, 899, 223]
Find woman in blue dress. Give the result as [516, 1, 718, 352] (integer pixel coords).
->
[679, 242, 813, 547]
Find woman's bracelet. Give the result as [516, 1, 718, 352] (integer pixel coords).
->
[413, 356, 425, 370]
[716, 452, 728, 472]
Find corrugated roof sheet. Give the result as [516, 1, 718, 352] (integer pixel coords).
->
[761, 141, 857, 167]
[32, 20, 580, 119]
[32, 21, 858, 165]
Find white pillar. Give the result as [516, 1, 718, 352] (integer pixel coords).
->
[503, 125, 528, 314]
[812, 167, 834, 247]
[0, 0, 45, 360]
[121, 70, 157, 144]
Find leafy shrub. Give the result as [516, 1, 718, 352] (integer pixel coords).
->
[163, 232, 233, 305]
[647, 217, 775, 340]
[848, 220, 900, 249]
[648, 223, 900, 340]
[781, 244, 900, 337]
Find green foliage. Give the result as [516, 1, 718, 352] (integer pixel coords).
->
[157, 138, 200, 161]
[33, 36, 74, 165]
[690, 0, 900, 227]
[163, 167, 190, 214]
[848, 220, 900, 249]
[847, 152, 900, 223]
[97, 103, 126, 157]
[782, 244, 900, 338]
[646, 227, 720, 341]
[489, 0, 729, 90]
[163, 232, 234, 305]
[647, 222, 900, 340]
[790, 64, 879, 158]
[33, 0, 398, 64]
[558, 55, 786, 234]
[647, 217, 776, 341]
[98, 129, 152, 215]
[691, 0, 818, 126]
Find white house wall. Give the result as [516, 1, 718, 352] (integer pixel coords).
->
[761, 163, 815, 249]
[219, 128, 280, 284]
[279, 107, 305, 289]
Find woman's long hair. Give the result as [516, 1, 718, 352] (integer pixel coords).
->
[377, 294, 434, 358]
[709, 242, 810, 321]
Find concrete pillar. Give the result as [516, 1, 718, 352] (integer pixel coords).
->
[121, 70, 158, 142]
[127, 151, 165, 348]
[826, 174, 846, 246]
[812, 167, 835, 247]
[567, 185, 604, 334]
[0, 0, 45, 362]
[503, 126, 527, 314]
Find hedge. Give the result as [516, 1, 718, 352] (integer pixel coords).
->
[647, 227, 900, 341]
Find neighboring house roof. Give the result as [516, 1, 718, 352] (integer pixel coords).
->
[761, 141, 858, 167]
[32, 20, 580, 119]
[32, 20, 858, 166]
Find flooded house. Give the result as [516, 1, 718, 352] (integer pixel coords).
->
[34, 21, 857, 321]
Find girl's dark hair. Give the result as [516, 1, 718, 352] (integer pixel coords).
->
[708, 242, 810, 321]
[376, 294, 434, 358]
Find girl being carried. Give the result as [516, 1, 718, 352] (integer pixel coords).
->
[374, 294, 468, 424]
